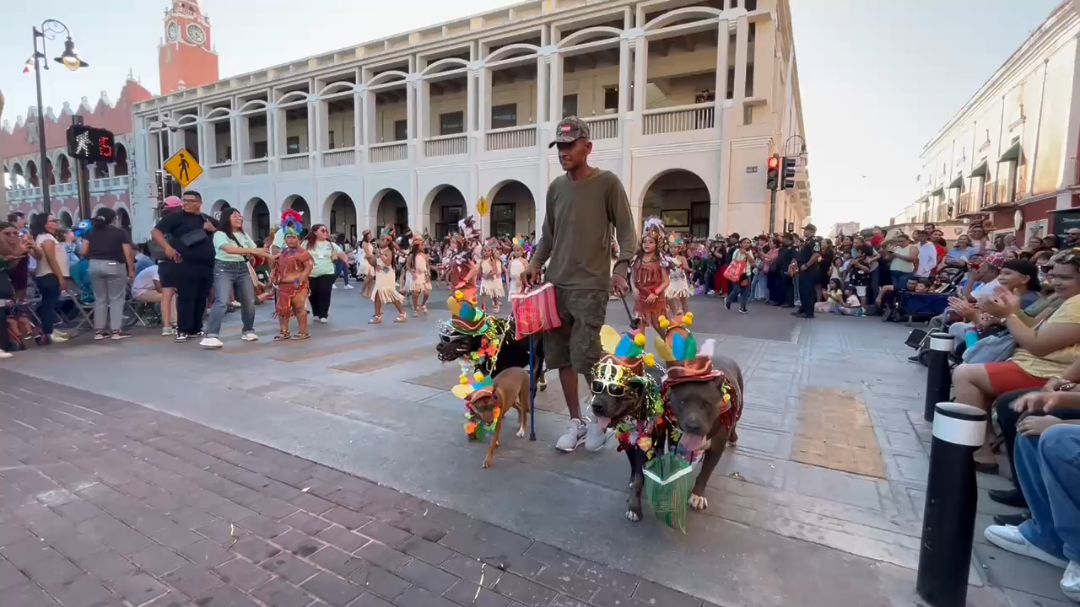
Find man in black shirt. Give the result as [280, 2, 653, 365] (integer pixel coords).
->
[794, 224, 821, 319]
[151, 190, 217, 342]
[772, 233, 797, 307]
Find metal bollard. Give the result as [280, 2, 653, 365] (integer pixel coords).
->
[916, 402, 988, 607]
[924, 332, 954, 422]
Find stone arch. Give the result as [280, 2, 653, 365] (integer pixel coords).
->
[323, 192, 358, 240]
[244, 197, 271, 243]
[9, 162, 24, 188]
[424, 185, 467, 240]
[210, 199, 231, 219]
[486, 180, 537, 238]
[639, 168, 713, 238]
[369, 188, 408, 235]
[113, 144, 129, 176]
[57, 209, 74, 228]
[42, 158, 55, 186]
[25, 159, 39, 187]
[282, 194, 311, 225]
[57, 154, 72, 184]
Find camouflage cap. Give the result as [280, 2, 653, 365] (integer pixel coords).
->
[549, 116, 591, 147]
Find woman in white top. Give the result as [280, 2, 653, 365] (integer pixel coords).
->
[29, 213, 70, 345]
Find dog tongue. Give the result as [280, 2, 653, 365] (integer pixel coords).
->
[596, 416, 611, 431]
[680, 433, 706, 453]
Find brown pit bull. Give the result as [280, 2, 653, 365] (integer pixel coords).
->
[463, 367, 531, 469]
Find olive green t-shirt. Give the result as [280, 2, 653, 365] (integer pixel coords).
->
[530, 169, 637, 291]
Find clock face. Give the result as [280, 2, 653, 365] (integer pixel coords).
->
[166, 21, 179, 41]
[186, 24, 206, 44]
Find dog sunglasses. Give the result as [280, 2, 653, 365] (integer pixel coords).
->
[590, 359, 632, 398]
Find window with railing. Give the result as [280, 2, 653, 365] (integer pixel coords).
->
[439, 112, 464, 136]
[491, 104, 518, 130]
[563, 94, 578, 119]
[394, 120, 408, 141]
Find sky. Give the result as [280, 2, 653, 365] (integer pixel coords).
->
[0, 0, 1067, 228]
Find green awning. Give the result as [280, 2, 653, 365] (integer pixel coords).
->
[969, 160, 989, 179]
[948, 174, 964, 189]
[998, 141, 1022, 163]
[930, 187, 944, 197]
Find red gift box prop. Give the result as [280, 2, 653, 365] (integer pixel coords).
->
[510, 283, 562, 339]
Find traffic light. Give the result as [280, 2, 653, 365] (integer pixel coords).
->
[766, 155, 780, 191]
[66, 125, 116, 163]
[781, 156, 798, 190]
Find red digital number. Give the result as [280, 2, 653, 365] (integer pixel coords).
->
[98, 137, 114, 159]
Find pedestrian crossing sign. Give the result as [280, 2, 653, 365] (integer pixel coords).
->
[163, 149, 203, 188]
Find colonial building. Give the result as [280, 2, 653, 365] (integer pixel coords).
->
[1, 77, 153, 228]
[130, 0, 811, 243]
[905, 1, 1080, 244]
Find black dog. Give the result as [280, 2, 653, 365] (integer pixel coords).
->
[436, 317, 546, 385]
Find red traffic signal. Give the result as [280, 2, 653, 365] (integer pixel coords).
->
[766, 154, 780, 190]
[767, 156, 780, 170]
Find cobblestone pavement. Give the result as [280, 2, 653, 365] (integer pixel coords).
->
[0, 289, 1065, 606]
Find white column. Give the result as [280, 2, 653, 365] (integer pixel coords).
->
[467, 70, 478, 133]
[548, 53, 563, 121]
[308, 101, 320, 154]
[406, 80, 416, 142]
[733, 17, 749, 104]
[418, 80, 430, 142]
[617, 38, 631, 114]
[231, 113, 243, 164]
[536, 55, 549, 126]
[477, 68, 489, 152]
[353, 90, 363, 160]
[196, 121, 207, 165]
[632, 38, 648, 135]
[714, 19, 731, 134]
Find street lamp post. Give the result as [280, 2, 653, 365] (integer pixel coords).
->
[29, 19, 88, 217]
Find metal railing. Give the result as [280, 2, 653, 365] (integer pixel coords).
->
[642, 103, 715, 135]
[958, 192, 973, 215]
[369, 142, 407, 163]
[209, 163, 232, 179]
[486, 125, 536, 151]
[243, 159, 270, 175]
[583, 115, 618, 140]
[424, 134, 468, 157]
[322, 148, 356, 168]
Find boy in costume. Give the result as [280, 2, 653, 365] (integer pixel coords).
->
[270, 210, 314, 340]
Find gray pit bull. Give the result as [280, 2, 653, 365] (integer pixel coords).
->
[592, 351, 743, 522]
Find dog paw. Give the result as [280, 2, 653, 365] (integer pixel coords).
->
[516, 428, 525, 438]
[625, 509, 641, 522]
[688, 494, 708, 511]
[538, 382, 547, 392]
[482, 459, 492, 469]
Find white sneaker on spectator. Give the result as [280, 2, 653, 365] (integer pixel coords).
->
[332, 284, 338, 289]
[985, 525, 1068, 569]
[556, 419, 587, 452]
[49, 332, 68, 343]
[162, 326, 176, 336]
[344, 284, 354, 290]
[0, 351, 12, 359]
[200, 336, 224, 349]
[1062, 561, 1080, 601]
[318, 317, 328, 324]
[241, 332, 259, 342]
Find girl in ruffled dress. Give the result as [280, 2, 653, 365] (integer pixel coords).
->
[359, 230, 376, 300]
[366, 234, 407, 324]
[665, 236, 692, 317]
[405, 237, 431, 316]
[507, 243, 527, 297]
[479, 241, 505, 314]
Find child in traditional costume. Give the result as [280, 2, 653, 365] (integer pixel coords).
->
[270, 211, 314, 341]
[480, 240, 505, 314]
[666, 235, 692, 316]
[359, 230, 376, 299]
[632, 218, 671, 337]
[405, 237, 431, 316]
[367, 233, 407, 324]
[446, 234, 479, 304]
[507, 239, 527, 297]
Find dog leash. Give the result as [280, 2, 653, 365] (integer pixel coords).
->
[619, 295, 641, 331]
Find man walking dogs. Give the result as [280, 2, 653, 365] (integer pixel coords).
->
[522, 117, 638, 452]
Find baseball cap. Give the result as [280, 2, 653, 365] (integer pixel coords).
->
[548, 116, 591, 147]
[163, 195, 183, 209]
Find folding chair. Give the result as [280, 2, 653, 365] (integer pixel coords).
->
[124, 286, 162, 329]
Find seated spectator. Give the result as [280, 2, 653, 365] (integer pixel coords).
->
[132, 264, 163, 304]
[952, 249, 1080, 470]
[877, 276, 919, 321]
[984, 421, 1080, 601]
[945, 234, 978, 270]
[134, 243, 155, 275]
[815, 278, 845, 314]
[948, 259, 1044, 349]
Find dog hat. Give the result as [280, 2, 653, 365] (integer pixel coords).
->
[446, 290, 490, 335]
[653, 313, 721, 385]
[452, 368, 499, 440]
[598, 325, 655, 376]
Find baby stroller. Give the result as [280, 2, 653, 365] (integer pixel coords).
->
[931, 267, 964, 293]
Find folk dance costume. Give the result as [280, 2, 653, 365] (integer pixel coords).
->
[507, 257, 527, 296]
[480, 259, 504, 299]
[372, 254, 404, 304]
[411, 254, 431, 294]
[666, 259, 692, 299]
[271, 210, 314, 341]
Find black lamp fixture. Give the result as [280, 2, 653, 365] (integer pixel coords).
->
[55, 37, 88, 71]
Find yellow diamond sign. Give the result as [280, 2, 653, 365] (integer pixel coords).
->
[163, 149, 203, 189]
[477, 196, 489, 217]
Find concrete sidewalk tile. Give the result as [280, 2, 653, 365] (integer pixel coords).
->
[73, 550, 137, 579]
[194, 519, 247, 546]
[574, 562, 639, 596]
[392, 514, 448, 543]
[193, 584, 262, 607]
[230, 535, 282, 563]
[491, 572, 559, 607]
[128, 544, 189, 576]
[4, 580, 60, 607]
[2, 537, 61, 567]
[302, 570, 364, 606]
[323, 506, 375, 531]
[0, 521, 34, 547]
[105, 571, 171, 605]
[359, 520, 412, 547]
[177, 538, 235, 568]
[310, 545, 367, 578]
[355, 541, 412, 571]
[213, 557, 272, 592]
[439, 554, 503, 589]
[523, 543, 581, 573]
[283, 510, 334, 536]
[398, 536, 453, 566]
[397, 558, 459, 594]
[262, 551, 319, 584]
[44, 533, 108, 562]
[533, 566, 600, 602]
[347, 564, 411, 600]
[44, 573, 114, 607]
[317, 525, 371, 554]
[252, 577, 315, 607]
[443, 579, 513, 607]
[238, 513, 292, 539]
[290, 492, 336, 516]
[163, 562, 225, 597]
[0, 556, 29, 589]
[348, 592, 395, 607]
[144, 591, 196, 607]
[632, 579, 704, 607]
[275, 528, 325, 557]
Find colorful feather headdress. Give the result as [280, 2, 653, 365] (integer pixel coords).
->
[458, 216, 479, 239]
[643, 216, 666, 238]
[653, 313, 721, 384]
[452, 368, 494, 403]
[592, 325, 656, 397]
[280, 210, 303, 237]
[446, 290, 489, 335]
[668, 232, 684, 247]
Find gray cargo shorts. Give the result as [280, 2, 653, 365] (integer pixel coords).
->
[544, 288, 609, 376]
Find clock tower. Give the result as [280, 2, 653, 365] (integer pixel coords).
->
[158, 0, 219, 95]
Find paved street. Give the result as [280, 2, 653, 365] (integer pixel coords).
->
[0, 288, 1066, 606]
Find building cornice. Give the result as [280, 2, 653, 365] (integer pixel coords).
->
[921, 1, 1077, 155]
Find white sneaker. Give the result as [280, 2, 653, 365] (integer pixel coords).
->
[318, 317, 328, 324]
[0, 351, 12, 359]
[332, 284, 338, 289]
[162, 326, 176, 336]
[241, 332, 259, 342]
[49, 332, 68, 343]
[1062, 561, 1080, 601]
[556, 419, 587, 452]
[344, 284, 354, 290]
[200, 337, 225, 349]
[985, 525, 1068, 569]
[584, 420, 611, 452]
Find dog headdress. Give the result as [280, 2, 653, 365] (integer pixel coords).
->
[652, 313, 719, 384]
[445, 290, 490, 336]
[594, 325, 656, 384]
[452, 367, 498, 440]
[280, 209, 304, 238]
